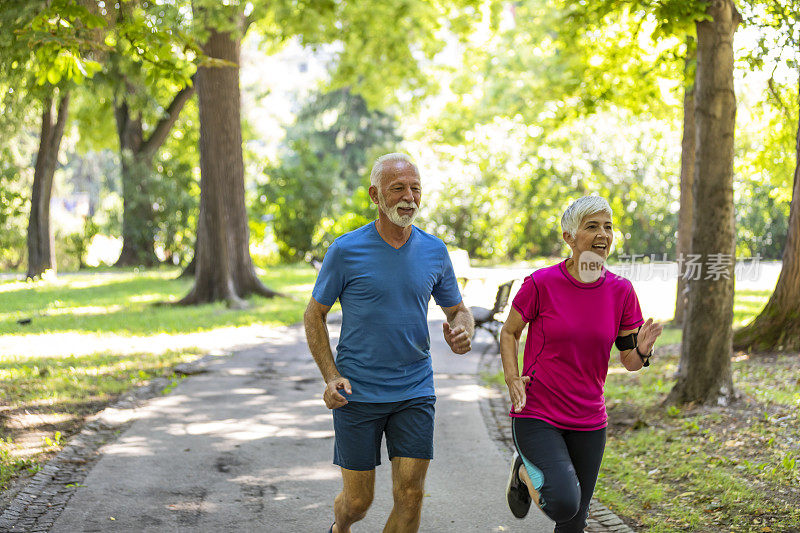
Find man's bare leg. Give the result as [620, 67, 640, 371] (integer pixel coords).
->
[333, 467, 375, 533]
[383, 457, 429, 533]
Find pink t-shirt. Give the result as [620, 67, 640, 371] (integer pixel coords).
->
[510, 260, 644, 430]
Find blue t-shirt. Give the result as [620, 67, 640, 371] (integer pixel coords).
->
[312, 222, 463, 402]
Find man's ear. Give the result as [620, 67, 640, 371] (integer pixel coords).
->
[368, 185, 379, 206]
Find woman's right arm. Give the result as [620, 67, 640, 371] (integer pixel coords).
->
[500, 308, 530, 413]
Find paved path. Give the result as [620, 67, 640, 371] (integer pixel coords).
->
[42, 316, 555, 532]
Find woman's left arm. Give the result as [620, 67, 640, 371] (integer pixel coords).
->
[618, 318, 663, 371]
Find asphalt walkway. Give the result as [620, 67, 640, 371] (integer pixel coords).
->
[42, 317, 555, 532]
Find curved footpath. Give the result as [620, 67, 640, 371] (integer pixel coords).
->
[1, 316, 631, 532]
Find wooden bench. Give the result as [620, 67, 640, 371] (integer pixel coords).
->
[470, 280, 516, 349]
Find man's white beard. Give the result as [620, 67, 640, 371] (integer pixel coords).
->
[378, 192, 418, 227]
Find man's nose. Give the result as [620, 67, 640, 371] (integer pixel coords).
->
[401, 187, 415, 202]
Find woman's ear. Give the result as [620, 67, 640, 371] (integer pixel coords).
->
[562, 231, 574, 247]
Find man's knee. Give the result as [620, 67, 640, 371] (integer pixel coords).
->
[392, 485, 425, 511]
[341, 492, 373, 518]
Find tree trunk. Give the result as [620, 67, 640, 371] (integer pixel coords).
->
[674, 37, 696, 326]
[26, 91, 70, 280]
[734, 70, 800, 352]
[179, 23, 279, 306]
[668, 1, 740, 406]
[114, 100, 158, 266]
[114, 83, 195, 267]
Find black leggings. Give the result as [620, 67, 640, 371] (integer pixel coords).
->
[512, 417, 606, 533]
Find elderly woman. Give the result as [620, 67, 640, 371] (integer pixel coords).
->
[500, 195, 662, 532]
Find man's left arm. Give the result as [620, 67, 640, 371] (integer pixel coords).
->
[441, 301, 474, 354]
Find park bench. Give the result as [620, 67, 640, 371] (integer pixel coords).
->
[470, 279, 515, 349]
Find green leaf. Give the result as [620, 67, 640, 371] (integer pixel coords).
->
[46, 68, 62, 85]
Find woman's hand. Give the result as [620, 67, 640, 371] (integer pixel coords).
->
[637, 318, 663, 354]
[505, 375, 530, 413]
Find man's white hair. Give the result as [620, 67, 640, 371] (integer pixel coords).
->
[561, 195, 614, 239]
[369, 153, 418, 188]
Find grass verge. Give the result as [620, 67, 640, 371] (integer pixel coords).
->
[0, 264, 317, 493]
[599, 350, 800, 532]
[0, 348, 202, 490]
[0, 265, 316, 336]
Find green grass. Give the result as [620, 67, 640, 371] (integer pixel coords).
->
[0, 349, 202, 404]
[734, 289, 771, 328]
[0, 264, 317, 492]
[0, 347, 204, 491]
[0, 265, 317, 336]
[598, 350, 800, 532]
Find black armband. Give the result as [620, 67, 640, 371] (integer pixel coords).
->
[614, 332, 638, 351]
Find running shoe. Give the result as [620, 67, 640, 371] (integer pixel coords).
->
[506, 451, 532, 518]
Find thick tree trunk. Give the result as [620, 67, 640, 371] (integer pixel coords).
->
[734, 71, 800, 352]
[180, 24, 279, 306]
[674, 38, 696, 326]
[114, 83, 196, 267]
[26, 91, 70, 280]
[668, 1, 740, 406]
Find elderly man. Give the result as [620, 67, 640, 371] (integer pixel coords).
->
[304, 153, 474, 533]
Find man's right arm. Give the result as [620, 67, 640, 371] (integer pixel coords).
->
[303, 297, 351, 408]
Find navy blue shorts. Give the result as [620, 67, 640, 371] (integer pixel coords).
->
[332, 396, 436, 471]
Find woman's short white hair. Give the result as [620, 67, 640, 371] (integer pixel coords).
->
[369, 153, 418, 188]
[561, 195, 613, 239]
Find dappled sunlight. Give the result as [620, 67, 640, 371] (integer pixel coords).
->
[106, 435, 158, 457]
[262, 463, 341, 483]
[222, 367, 270, 377]
[299, 502, 328, 510]
[232, 462, 340, 488]
[229, 387, 270, 396]
[238, 396, 281, 409]
[183, 419, 282, 440]
[283, 464, 340, 482]
[258, 328, 307, 346]
[2, 411, 76, 429]
[148, 394, 192, 409]
[0, 325, 289, 359]
[177, 416, 334, 441]
[275, 428, 334, 439]
[436, 382, 494, 402]
[0, 280, 28, 293]
[294, 398, 330, 408]
[39, 304, 124, 317]
[128, 293, 169, 303]
[258, 412, 298, 423]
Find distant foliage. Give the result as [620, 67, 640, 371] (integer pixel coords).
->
[424, 111, 680, 260]
[0, 150, 28, 270]
[151, 101, 200, 266]
[258, 88, 401, 261]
